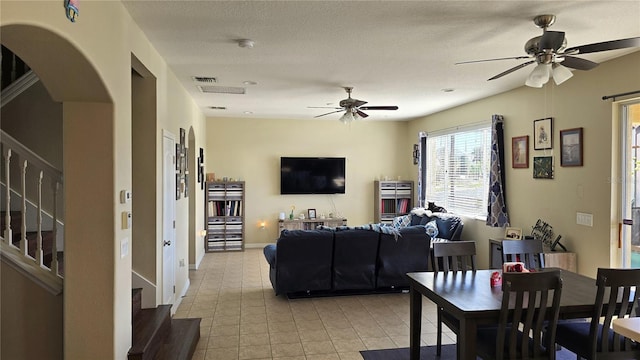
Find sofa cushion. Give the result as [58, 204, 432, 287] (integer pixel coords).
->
[377, 225, 431, 288]
[434, 213, 463, 240]
[263, 244, 277, 267]
[333, 229, 379, 290]
[274, 229, 335, 295]
[424, 220, 439, 238]
[393, 214, 412, 228]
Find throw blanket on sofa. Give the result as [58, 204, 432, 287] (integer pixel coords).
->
[317, 223, 402, 239]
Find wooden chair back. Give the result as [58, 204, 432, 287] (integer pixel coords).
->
[590, 268, 640, 356]
[433, 241, 477, 272]
[501, 239, 545, 270]
[497, 270, 563, 360]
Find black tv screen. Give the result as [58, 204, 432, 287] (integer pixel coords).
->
[280, 157, 346, 194]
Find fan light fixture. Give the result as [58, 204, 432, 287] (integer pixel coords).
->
[525, 62, 574, 88]
[339, 108, 361, 124]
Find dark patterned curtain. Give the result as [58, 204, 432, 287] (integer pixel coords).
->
[486, 114, 510, 227]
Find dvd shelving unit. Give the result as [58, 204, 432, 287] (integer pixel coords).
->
[205, 181, 245, 252]
[374, 180, 414, 225]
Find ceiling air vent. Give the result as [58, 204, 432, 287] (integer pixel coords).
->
[192, 76, 217, 83]
[198, 85, 246, 95]
[208, 106, 227, 110]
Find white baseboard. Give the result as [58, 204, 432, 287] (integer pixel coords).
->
[189, 251, 205, 270]
[172, 278, 190, 315]
[244, 243, 272, 249]
[132, 270, 157, 308]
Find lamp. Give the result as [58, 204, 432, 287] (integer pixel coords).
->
[551, 63, 573, 85]
[525, 63, 551, 88]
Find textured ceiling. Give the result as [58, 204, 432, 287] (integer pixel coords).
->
[122, 1, 640, 121]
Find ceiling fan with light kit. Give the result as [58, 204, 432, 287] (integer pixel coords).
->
[456, 14, 640, 88]
[309, 87, 398, 123]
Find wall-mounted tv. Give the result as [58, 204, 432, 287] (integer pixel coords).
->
[280, 157, 346, 194]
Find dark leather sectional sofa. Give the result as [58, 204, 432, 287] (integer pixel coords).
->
[263, 213, 463, 297]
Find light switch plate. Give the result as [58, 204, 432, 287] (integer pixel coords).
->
[576, 212, 593, 227]
[121, 237, 129, 258]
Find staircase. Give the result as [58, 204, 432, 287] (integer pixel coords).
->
[129, 288, 201, 360]
[0, 210, 62, 275]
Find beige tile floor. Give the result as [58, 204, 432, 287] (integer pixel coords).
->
[175, 248, 455, 360]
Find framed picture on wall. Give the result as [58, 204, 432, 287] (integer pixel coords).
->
[533, 117, 553, 150]
[533, 156, 553, 179]
[560, 128, 583, 167]
[308, 209, 317, 220]
[512, 135, 529, 168]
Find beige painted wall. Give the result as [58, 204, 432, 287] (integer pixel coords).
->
[205, 118, 414, 245]
[2, 1, 206, 358]
[0, 263, 63, 360]
[407, 50, 640, 277]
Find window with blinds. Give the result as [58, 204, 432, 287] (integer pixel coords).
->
[424, 124, 491, 217]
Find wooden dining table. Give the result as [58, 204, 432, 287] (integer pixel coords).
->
[407, 269, 598, 360]
[612, 317, 640, 342]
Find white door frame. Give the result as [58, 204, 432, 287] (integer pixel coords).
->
[162, 130, 176, 304]
[619, 101, 640, 268]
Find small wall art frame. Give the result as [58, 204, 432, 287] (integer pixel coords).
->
[533, 117, 553, 150]
[560, 127, 583, 167]
[505, 227, 522, 239]
[308, 209, 317, 220]
[533, 156, 553, 179]
[512, 135, 529, 168]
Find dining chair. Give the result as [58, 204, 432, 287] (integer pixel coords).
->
[501, 239, 545, 270]
[432, 241, 477, 356]
[476, 269, 563, 360]
[554, 268, 640, 359]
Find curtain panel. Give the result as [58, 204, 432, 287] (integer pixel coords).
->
[486, 114, 510, 227]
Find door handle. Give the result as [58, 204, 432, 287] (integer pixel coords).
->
[164, 240, 171, 246]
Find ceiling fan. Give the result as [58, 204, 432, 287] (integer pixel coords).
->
[309, 87, 398, 123]
[456, 14, 640, 88]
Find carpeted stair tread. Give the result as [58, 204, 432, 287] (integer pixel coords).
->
[156, 318, 201, 360]
[129, 305, 172, 360]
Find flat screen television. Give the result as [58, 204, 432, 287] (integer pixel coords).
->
[280, 157, 346, 194]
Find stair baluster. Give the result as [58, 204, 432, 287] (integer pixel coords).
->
[3, 148, 12, 241]
[36, 170, 43, 266]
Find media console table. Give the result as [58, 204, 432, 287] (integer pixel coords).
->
[489, 238, 577, 272]
[278, 218, 347, 232]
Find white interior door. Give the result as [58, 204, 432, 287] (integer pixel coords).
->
[162, 132, 176, 304]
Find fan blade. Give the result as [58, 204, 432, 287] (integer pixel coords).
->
[540, 31, 565, 51]
[565, 37, 640, 55]
[456, 56, 531, 65]
[488, 60, 536, 80]
[308, 106, 342, 109]
[354, 99, 367, 107]
[314, 110, 344, 118]
[359, 106, 398, 111]
[355, 109, 369, 118]
[561, 56, 599, 71]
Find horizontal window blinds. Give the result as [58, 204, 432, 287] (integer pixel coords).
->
[425, 125, 491, 217]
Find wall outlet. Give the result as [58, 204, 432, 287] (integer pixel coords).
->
[576, 212, 593, 227]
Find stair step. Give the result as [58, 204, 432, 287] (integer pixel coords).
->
[129, 305, 172, 360]
[132, 288, 143, 321]
[157, 318, 201, 360]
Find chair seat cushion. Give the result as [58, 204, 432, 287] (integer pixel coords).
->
[477, 326, 549, 359]
[555, 319, 638, 355]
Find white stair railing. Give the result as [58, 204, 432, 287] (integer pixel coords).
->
[1, 130, 63, 292]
